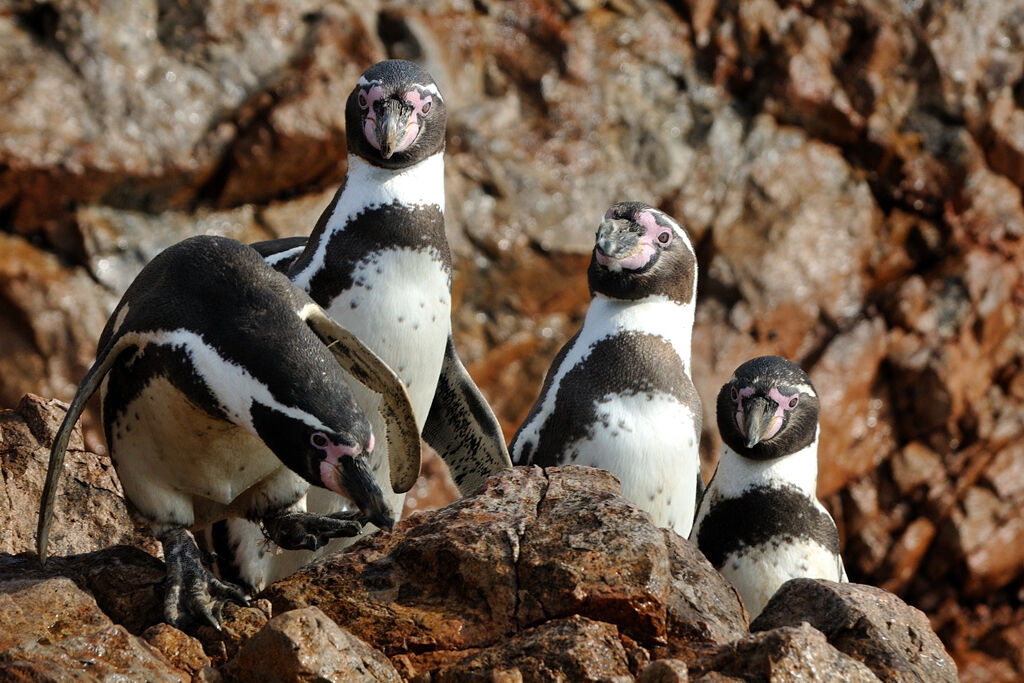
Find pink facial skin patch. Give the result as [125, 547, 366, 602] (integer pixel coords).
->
[733, 386, 799, 441]
[313, 433, 364, 498]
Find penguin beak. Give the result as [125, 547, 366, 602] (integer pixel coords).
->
[742, 396, 774, 448]
[376, 98, 410, 159]
[339, 456, 395, 531]
[595, 218, 641, 260]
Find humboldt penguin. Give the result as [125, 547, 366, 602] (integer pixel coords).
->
[216, 59, 511, 590]
[37, 235, 419, 629]
[510, 201, 702, 537]
[690, 355, 847, 619]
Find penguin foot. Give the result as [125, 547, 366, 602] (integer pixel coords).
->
[160, 528, 250, 630]
[261, 510, 366, 551]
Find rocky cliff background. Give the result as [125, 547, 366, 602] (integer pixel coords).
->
[0, 0, 1021, 679]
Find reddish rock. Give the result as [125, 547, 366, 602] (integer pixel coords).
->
[0, 577, 112, 652]
[752, 579, 958, 682]
[0, 392, 157, 557]
[432, 615, 635, 682]
[194, 600, 273, 666]
[0, 546, 166, 635]
[0, 625, 187, 683]
[265, 466, 745, 672]
[143, 624, 212, 681]
[692, 623, 880, 682]
[710, 118, 881, 330]
[638, 658, 689, 683]
[812, 317, 895, 497]
[221, 606, 401, 683]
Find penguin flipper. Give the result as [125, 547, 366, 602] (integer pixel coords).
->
[422, 335, 512, 496]
[299, 303, 420, 494]
[37, 337, 124, 563]
[250, 236, 307, 274]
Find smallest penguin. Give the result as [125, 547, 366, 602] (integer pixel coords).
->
[690, 356, 846, 619]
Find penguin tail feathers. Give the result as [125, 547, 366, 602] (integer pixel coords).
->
[37, 340, 121, 564]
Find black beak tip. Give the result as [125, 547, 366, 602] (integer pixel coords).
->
[372, 509, 395, 531]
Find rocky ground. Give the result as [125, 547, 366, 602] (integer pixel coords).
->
[1, 0, 1022, 679]
[1, 400, 957, 681]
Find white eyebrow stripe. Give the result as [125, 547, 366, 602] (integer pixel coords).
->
[356, 77, 443, 102]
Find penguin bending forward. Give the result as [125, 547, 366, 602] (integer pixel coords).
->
[213, 59, 511, 590]
[690, 355, 847, 619]
[510, 202, 702, 538]
[37, 235, 419, 629]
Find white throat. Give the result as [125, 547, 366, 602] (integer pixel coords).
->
[292, 151, 445, 290]
[712, 428, 820, 499]
[586, 293, 695, 370]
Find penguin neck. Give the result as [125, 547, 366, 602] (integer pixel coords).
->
[715, 427, 820, 499]
[291, 151, 446, 289]
[331, 152, 446, 231]
[587, 292, 695, 368]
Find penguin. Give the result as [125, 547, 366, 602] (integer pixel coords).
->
[37, 235, 420, 629]
[690, 355, 847, 620]
[212, 59, 511, 590]
[510, 201, 702, 537]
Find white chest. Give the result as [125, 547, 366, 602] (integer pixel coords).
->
[568, 391, 700, 536]
[103, 375, 300, 529]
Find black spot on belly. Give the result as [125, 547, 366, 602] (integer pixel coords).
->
[696, 484, 840, 570]
[511, 331, 701, 467]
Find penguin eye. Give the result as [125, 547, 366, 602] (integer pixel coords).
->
[788, 396, 799, 409]
[310, 432, 329, 449]
[657, 231, 671, 245]
[730, 386, 739, 402]
[358, 91, 368, 109]
[421, 100, 431, 114]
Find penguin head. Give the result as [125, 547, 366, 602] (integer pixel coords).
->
[250, 402, 395, 530]
[587, 202, 696, 305]
[346, 59, 446, 169]
[717, 356, 820, 461]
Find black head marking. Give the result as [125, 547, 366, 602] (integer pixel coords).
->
[587, 201, 696, 305]
[716, 356, 819, 461]
[345, 59, 446, 169]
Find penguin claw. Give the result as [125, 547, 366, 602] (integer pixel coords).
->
[160, 527, 250, 631]
[262, 510, 367, 551]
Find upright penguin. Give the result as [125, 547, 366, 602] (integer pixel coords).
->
[510, 202, 702, 537]
[216, 59, 511, 589]
[690, 355, 847, 619]
[37, 235, 419, 629]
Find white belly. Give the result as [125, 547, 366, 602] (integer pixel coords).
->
[104, 376, 305, 532]
[719, 538, 845, 619]
[567, 392, 700, 537]
[302, 247, 450, 548]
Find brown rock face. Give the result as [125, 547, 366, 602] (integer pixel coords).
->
[1, 0, 1022, 677]
[751, 579, 959, 683]
[221, 606, 402, 683]
[0, 394, 157, 558]
[692, 623, 881, 682]
[264, 466, 746, 671]
[0, 575, 187, 682]
[0, 546, 166, 636]
[432, 615, 635, 682]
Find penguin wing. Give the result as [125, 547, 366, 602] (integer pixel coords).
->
[422, 335, 512, 496]
[250, 236, 307, 274]
[299, 303, 420, 494]
[37, 335, 129, 563]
